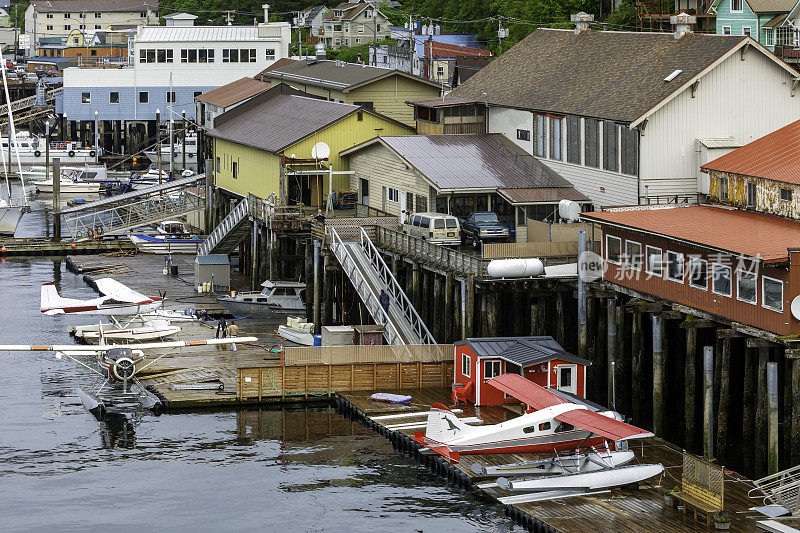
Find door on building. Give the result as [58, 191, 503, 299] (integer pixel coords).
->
[556, 364, 578, 395]
[360, 178, 369, 206]
[503, 362, 522, 399]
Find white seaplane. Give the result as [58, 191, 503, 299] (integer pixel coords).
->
[0, 335, 257, 417]
[41, 278, 164, 316]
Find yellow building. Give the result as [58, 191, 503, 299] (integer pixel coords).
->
[256, 59, 441, 127]
[209, 92, 414, 205]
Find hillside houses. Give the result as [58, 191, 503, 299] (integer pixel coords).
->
[449, 14, 800, 209]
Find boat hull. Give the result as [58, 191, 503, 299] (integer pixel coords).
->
[277, 325, 315, 346]
[35, 182, 102, 194]
[0, 205, 25, 235]
[129, 234, 203, 254]
[501, 463, 665, 492]
[219, 298, 305, 319]
[4, 150, 98, 168]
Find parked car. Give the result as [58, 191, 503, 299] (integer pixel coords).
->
[23, 72, 37, 82]
[459, 211, 510, 248]
[5, 71, 19, 80]
[406, 212, 461, 246]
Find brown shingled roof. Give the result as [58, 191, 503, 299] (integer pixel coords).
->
[195, 77, 271, 108]
[582, 205, 800, 262]
[451, 28, 748, 123]
[701, 119, 800, 184]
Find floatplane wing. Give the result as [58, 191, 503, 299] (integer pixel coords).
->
[0, 337, 259, 353]
[487, 374, 653, 442]
[40, 279, 163, 316]
[94, 278, 152, 304]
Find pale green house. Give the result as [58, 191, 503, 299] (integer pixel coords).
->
[712, 0, 797, 53]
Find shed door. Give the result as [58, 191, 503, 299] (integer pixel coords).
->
[556, 364, 578, 395]
[360, 178, 369, 206]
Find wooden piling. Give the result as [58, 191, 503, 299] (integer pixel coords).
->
[305, 238, 314, 320]
[537, 295, 546, 337]
[250, 220, 259, 291]
[433, 275, 443, 342]
[577, 229, 588, 361]
[715, 337, 731, 461]
[444, 272, 454, 343]
[652, 314, 664, 436]
[767, 361, 779, 474]
[784, 352, 792, 470]
[792, 358, 800, 467]
[52, 158, 61, 240]
[607, 299, 617, 409]
[703, 345, 714, 460]
[597, 298, 607, 403]
[464, 273, 475, 339]
[412, 261, 421, 312]
[742, 347, 755, 474]
[587, 296, 598, 399]
[555, 291, 566, 348]
[321, 251, 332, 328]
[756, 347, 768, 476]
[685, 325, 698, 451]
[631, 310, 643, 423]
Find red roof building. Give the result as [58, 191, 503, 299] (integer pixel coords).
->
[422, 41, 492, 87]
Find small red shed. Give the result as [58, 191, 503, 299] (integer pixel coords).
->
[453, 336, 591, 406]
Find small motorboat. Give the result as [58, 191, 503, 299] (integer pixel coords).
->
[35, 174, 102, 194]
[72, 319, 181, 342]
[218, 281, 306, 319]
[129, 220, 203, 254]
[497, 463, 665, 492]
[277, 316, 315, 345]
[144, 131, 198, 163]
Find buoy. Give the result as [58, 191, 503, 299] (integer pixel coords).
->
[1, 246, 6, 253]
[70, 243, 76, 249]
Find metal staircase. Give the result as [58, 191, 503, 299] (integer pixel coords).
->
[61, 174, 205, 239]
[328, 226, 435, 346]
[197, 196, 250, 256]
[752, 464, 800, 515]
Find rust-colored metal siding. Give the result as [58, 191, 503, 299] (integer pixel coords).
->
[602, 228, 796, 336]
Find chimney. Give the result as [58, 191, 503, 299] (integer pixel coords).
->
[570, 12, 594, 34]
[262, 3, 270, 23]
[670, 12, 696, 39]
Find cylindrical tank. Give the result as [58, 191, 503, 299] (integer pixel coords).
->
[487, 258, 544, 279]
[558, 199, 580, 221]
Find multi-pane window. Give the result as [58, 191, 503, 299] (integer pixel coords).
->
[534, 114, 546, 157]
[781, 188, 792, 201]
[645, 246, 662, 276]
[222, 49, 256, 62]
[712, 263, 732, 297]
[719, 177, 729, 201]
[603, 121, 618, 172]
[140, 49, 172, 63]
[566, 116, 580, 165]
[166, 91, 176, 103]
[737, 269, 757, 304]
[484, 360, 501, 379]
[732, 0, 743, 11]
[606, 235, 621, 264]
[666, 251, 684, 282]
[763, 277, 783, 312]
[549, 116, 563, 161]
[387, 187, 399, 203]
[625, 240, 642, 271]
[516, 129, 530, 141]
[265, 48, 276, 60]
[462, 354, 470, 377]
[688, 256, 707, 290]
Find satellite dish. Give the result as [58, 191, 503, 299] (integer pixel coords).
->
[311, 142, 330, 160]
[791, 295, 800, 320]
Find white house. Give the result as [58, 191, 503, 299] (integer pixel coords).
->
[450, 14, 800, 208]
[25, 0, 158, 44]
[59, 7, 291, 122]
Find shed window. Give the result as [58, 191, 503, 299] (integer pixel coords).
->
[606, 235, 621, 264]
[712, 263, 732, 297]
[484, 360, 501, 379]
[462, 354, 470, 377]
[747, 182, 757, 206]
[737, 269, 757, 304]
[719, 177, 729, 201]
[516, 129, 530, 141]
[584, 118, 600, 168]
[645, 246, 662, 276]
[781, 188, 792, 202]
[688, 256, 708, 290]
[666, 251, 684, 282]
[625, 240, 642, 271]
[763, 276, 783, 312]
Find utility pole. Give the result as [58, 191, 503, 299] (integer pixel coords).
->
[225, 11, 234, 25]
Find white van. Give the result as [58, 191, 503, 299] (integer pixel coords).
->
[407, 212, 461, 246]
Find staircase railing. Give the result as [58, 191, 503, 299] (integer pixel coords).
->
[359, 226, 435, 345]
[198, 196, 250, 256]
[328, 226, 404, 345]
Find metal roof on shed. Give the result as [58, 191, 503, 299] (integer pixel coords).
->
[456, 336, 590, 367]
[138, 26, 262, 42]
[195, 254, 229, 265]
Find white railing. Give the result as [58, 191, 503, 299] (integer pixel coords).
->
[198, 196, 250, 256]
[359, 227, 435, 345]
[753, 464, 800, 515]
[0, 87, 62, 115]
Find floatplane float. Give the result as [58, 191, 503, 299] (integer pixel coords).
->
[413, 374, 663, 502]
[0, 336, 257, 417]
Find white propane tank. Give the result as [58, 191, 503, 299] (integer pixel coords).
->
[487, 258, 544, 279]
[558, 199, 580, 222]
[197, 284, 203, 294]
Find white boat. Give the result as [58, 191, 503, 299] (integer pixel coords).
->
[27, 164, 108, 183]
[140, 308, 199, 322]
[73, 319, 181, 342]
[277, 317, 315, 345]
[129, 220, 204, 254]
[0, 197, 26, 235]
[144, 132, 198, 164]
[132, 167, 194, 185]
[217, 281, 306, 318]
[35, 173, 102, 194]
[497, 463, 664, 492]
[472, 449, 635, 477]
[1, 133, 99, 167]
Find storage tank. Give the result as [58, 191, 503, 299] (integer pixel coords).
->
[487, 258, 544, 279]
[558, 199, 580, 222]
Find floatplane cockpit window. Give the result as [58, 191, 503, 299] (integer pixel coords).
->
[539, 422, 551, 431]
[554, 422, 575, 433]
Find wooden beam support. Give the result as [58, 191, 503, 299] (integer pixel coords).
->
[716, 338, 730, 459]
[716, 328, 744, 339]
[756, 347, 769, 476]
[658, 310, 684, 320]
[680, 318, 718, 329]
[652, 314, 665, 436]
[747, 337, 779, 349]
[631, 310, 643, 424]
[686, 327, 698, 451]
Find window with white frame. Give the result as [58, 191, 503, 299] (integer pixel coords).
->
[781, 188, 792, 201]
[712, 263, 732, 297]
[358, 24, 364, 32]
[743, 26, 751, 36]
[606, 235, 622, 264]
[516, 129, 531, 141]
[462, 354, 470, 377]
[81, 92, 91, 104]
[763, 276, 783, 312]
[387, 187, 399, 203]
[722, 26, 732, 35]
[436, 65, 444, 78]
[731, 0, 743, 11]
[747, 182, 756, 206]
[765, 28, 776, 46]
[666, 251, 684, 282]
[645, 246, 662, 276]
[625, 240, 642, 271]
[535, 114, 546, 158]
[484, 360, 501, 379]
[688, 256, 708, 290]
[265, 48, 276, 60]
[166, 91, 176, 103]
[737, 269, 757, 304]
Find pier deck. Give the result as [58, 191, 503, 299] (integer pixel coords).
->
[337, 389, 772, 533]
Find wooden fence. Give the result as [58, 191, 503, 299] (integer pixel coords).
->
[237, 361, 454, 400]
[483, 240, 601, 259]
[681, 452, 725, 510]
[283, 344, 453, 366]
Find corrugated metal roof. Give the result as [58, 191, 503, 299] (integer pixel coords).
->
[498, 187, 590, 204]
[196, 254, 229, 265]
[457, 336, 590, 367]
[746, 0, 795, 13]
[763, 13, 788, 27]
[377, 134, 578, 191]
[138, 26, 261, 42]
[195, 77, 271, 108]
[698, 137, 741, 149]
[451, 28, 746, 123]
[260, 59, 438, 91]
[207, 94, 357, 153]
[701, 119, 800, 184]
[582, 204, 800, 262]
[33, 0, 156, 12]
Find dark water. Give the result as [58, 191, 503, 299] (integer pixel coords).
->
[0, 258, 519, 532]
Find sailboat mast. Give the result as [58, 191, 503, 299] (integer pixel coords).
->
[0, 62, 12, 200]
[0, 60, 27, 206]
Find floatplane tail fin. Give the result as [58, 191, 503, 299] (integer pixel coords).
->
[425, 402, 470, 442]
[40, 282, 74, 315]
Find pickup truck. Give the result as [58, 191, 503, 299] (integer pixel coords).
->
[459, 211, 510, 248]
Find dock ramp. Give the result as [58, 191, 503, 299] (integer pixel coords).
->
[197, 196, 250, 255]
[61, 174, 205, 239]
[753, 464, 800, 516]
[328, 226, 435, 346]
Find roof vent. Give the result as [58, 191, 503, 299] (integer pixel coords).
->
[570, 12, 594, 34]
[664, 69, 682, 82]
[262, 4, 270, 23]
[670, 12, 696, 39]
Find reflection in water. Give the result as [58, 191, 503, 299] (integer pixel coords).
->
[99, 412, 136, 449]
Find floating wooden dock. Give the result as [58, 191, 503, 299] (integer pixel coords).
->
[335, 389, 775, 533]
[0, 236, 136, 256]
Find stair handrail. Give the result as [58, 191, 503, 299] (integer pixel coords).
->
[198, 196, 249, 255]
[327, 225, 404, 345]
[359, 226, 435, 345]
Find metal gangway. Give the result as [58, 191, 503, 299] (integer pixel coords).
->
[61, 174, 206, 239]
[0, 86, 62, 116]
[752, 464, 800, 515]
[198, 196, 251, 255]
[328, 226, 435, 346]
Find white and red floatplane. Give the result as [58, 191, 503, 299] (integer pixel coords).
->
[412, 373, 653, 463]
[40, 278, 163, 316]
